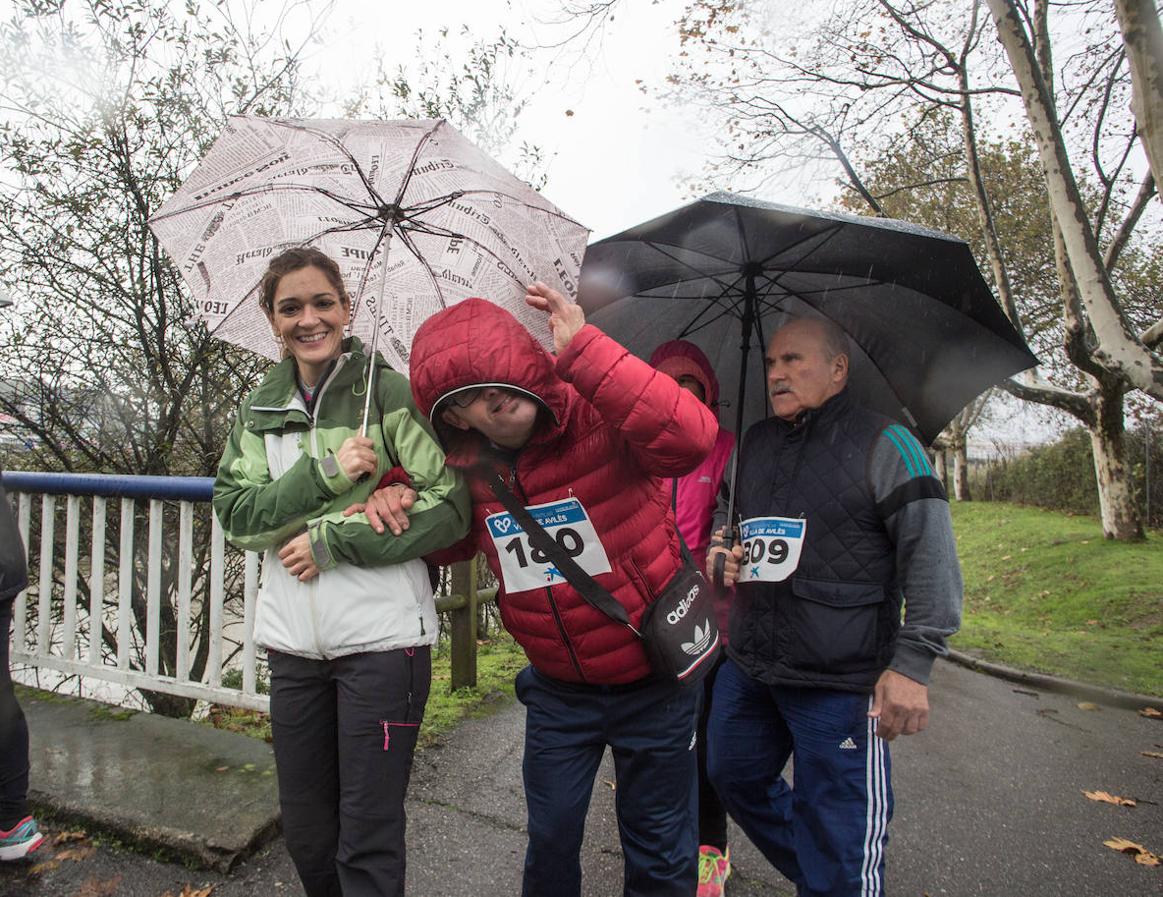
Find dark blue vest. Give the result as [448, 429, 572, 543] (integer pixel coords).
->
[728, 390, 901, 692]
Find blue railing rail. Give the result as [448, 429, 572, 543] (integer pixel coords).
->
[2, 471, 214, 502]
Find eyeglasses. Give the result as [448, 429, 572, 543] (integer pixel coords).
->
[448, 387, 485, 408]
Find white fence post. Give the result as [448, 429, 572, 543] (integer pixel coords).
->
[62, 494, 80, 661]
[36, 494, 55, 655]
[88, 497, 106, 666]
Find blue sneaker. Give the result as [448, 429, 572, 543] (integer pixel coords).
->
[0, 816, 45, 861]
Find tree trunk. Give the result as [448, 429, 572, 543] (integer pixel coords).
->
[932, 447, 949, 491]
[1090, 381, 1145, 540]
[953, 442, 972, 501]
[1114, 0, 1163, 191]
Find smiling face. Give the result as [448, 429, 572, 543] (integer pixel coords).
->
[765, 319, 849, 421]
[440, 386, 541, 450]
[267, 264, 350, 387]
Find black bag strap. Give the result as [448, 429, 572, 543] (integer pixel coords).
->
[474, 464, 637, 633]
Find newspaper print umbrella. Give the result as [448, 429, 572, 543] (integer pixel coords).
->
[150, 115, 588, 375]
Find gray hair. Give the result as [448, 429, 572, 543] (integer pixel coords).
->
[777, 316, 850, 362]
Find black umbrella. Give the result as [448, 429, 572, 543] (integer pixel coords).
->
[578, 192, 1037, 575]
[580, 191, 1035, 444]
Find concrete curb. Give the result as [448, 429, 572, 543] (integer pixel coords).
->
[944, 649, 1163, 712]
[20, 686, 281, 872]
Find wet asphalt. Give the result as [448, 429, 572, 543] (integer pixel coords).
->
[1, 658, 1160, 897]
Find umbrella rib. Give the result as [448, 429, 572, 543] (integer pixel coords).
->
[348, 223, 394, 322]
[262, 117, 384, 209]
[638, 240, 742, 292]
[391, 120, 445, 209]
[151, 182, 380, 223]
[674, 278, 750, 339]
[453, 188, 587, 226]
[395, 227, 452, 310]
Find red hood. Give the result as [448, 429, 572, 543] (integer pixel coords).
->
[649, 339, 720, 409]
[409, 298, 572, 458]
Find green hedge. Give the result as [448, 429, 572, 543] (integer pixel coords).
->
[971, 424, 1162, 528]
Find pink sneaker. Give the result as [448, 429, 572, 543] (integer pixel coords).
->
[0, 816, 45, 861]
[697, 844, 730, 897]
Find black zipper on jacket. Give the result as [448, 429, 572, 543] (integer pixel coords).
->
[509, 460, 586, 682]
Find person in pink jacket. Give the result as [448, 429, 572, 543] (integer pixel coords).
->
[650, 340, 735, 897]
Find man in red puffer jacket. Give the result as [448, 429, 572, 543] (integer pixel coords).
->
[365, 283, 717, 897]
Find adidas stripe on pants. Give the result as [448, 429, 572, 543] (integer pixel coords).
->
[706, 658, 893, 897]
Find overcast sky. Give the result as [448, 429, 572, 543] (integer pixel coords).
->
[305, 0, 717, 240]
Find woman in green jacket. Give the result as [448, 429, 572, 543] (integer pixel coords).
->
[213, 247, 469, 897]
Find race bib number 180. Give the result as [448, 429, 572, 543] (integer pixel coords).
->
[485, 498, 612, 593]
[737, 516, 807, 583]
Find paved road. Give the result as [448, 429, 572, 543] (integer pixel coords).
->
[2, 659, 1160, 896]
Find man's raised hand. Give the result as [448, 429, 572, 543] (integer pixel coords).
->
[525, 281, 584, 353]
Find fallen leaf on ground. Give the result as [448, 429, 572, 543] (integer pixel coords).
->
[1141, 751, 1163, 760]
[1103, 837, 1161, 866]
[1084, 789, 1136, 807]
[169, 886, 215, 897]
[602, 779, 616, 791]
[51, 831, 88, 845]
[55, 845, 96, 862]
[28, 858, 61, 875]
[1139, 708, 1163, 720]
[1077, 702, 1100, 711]
[73, 874, 123, 896]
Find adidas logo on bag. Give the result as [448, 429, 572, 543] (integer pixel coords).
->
[681, 621, 714, 656]
[666, 583, 701, 625]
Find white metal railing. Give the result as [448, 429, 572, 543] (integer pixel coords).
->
[6, 473, 268, 712]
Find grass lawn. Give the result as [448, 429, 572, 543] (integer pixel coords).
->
[420, 632, 526, 747]
[949, 501, 1162, 696]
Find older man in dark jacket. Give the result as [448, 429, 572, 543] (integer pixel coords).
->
[707, 318, 962, 897]
[0, 481, 44, 861]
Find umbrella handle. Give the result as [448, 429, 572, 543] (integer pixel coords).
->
[710, 527, 737, 590]
[712, 552, 728, 589]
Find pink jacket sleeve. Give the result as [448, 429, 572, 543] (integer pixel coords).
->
[556, 325, 718, 477]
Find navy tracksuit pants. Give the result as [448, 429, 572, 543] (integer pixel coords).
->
[268, 646, 430, 897]
[707, 658, 893, 897]
[515, 665, 700, 897]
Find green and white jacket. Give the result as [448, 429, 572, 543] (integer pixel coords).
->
[213, 337, 470, 660]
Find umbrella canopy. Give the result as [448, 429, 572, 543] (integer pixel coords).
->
[150, 116, 588, 370]
[578, 191, 1037, 446]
